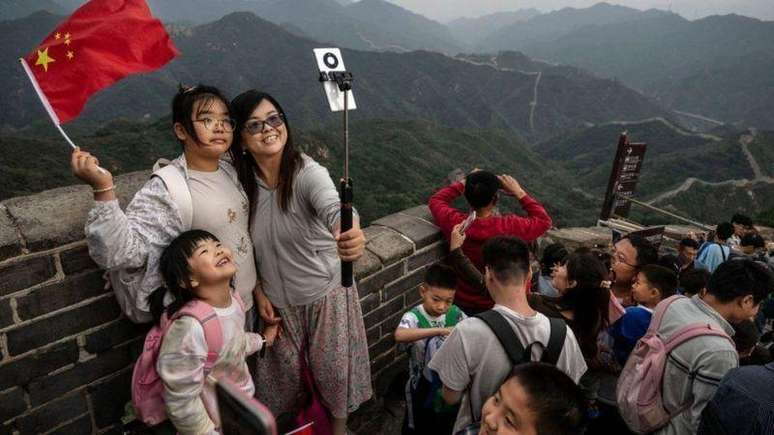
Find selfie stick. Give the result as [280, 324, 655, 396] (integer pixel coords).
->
[319, 70, 354, 287]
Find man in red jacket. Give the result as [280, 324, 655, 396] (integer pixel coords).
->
[429, 171, 552, 314]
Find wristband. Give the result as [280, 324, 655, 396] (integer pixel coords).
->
[93, 185, 114, 194]
[258, 332, 267, 358]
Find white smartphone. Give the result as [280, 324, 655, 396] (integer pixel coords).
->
[460, 211, 477, 234]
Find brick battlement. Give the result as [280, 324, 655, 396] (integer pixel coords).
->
[0, 171, 652, 434]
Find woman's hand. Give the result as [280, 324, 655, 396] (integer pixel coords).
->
[71, 148, 115, 200]
[335, 220, 365, 262]
[254, 286, 280, 325]
[450, 223, 466, 251]
[263, 323, 280, 347]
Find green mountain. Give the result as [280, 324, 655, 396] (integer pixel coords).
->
[478, 2, 674, 52]
[448, 9, 541, 49]
[0, 0, 65, 20]
[0, 117, 596, 227]
[534, 119, 774, 225]
[1, 11, 669, 143]
[510, 12, 774, 130]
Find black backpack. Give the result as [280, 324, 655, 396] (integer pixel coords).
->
[474, 310, 567, 367]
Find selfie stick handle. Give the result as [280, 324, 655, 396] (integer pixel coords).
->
[341, 82, 354, 287]
[320, 71, 355, 287]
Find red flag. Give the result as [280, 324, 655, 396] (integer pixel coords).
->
[21, 0, 179, 124]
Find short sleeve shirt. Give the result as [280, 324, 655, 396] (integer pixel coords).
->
[428, 304, 588, 433]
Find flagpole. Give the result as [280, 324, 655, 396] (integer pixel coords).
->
[19, 58, 106, 173]
[19, 58, 77, 149]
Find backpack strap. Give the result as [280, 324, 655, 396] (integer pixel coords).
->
[169, 301, 224, 372]
[474, 310, 527, 366]
[444, 305, 462, 328]
[664, 322, 734, 353]
[540, 317, 567, 365]
[647, 295, 685, 334]
[410, 307, 433, 329]
[152, 160, 193, 230]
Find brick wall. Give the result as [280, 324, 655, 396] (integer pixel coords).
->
[0, 172, 448, 434]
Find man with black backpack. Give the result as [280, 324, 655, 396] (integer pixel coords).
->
[428, 237, 587, 434]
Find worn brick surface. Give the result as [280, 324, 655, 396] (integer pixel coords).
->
[406, 241, 446, 271]
[0, 256, 56, 297]
[369, 335, 395, 361]
[372, 213, 440, 250]
[400, 205, 434, 223]
[60, 245, 99, 275]
[0, 387, 27, 423]
[6, 296, 121, 356]
[0, 340, 79, 390]
[374, 354, 408, 396]
[0, 206, 21, 262]
[48, 414, 92, 435]
[85, 318, 149, 354]
[383, 268, 424, 302]
[354, 249, 381, 280]
[0, 299, 13, 329]
[363, 295, 404, 330]
[364, 226, 413, 266]
[371, 349, 396, 374]
[28, 341, 137, 406]
[357, 261, 404, 298]
[16, 391, 88, 434]
[16, 270, 107, 321]
[359, 293, 379, 315]
[3, 172, 147, 253]
[382, 310, 404, 334]
[89, 369, 132, 429]
[366, 325, 382, 345]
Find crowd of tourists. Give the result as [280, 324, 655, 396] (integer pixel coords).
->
[70, 84, 774, 435]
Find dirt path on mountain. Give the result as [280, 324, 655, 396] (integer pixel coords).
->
[529, 71, 542, 132]
[649, 130, 774, 204]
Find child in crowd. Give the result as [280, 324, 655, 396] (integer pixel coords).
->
[395, 264, 467, 435]
[678, 268, 710, 297]
[609, 264, 678, 365]
[151, 230, 278, 434]
[456, 363, 588, 435]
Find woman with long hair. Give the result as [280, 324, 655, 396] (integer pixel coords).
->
[229, 90, 371, 435]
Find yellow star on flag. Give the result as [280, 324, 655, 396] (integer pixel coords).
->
[67, 51, 74, 60]
[65, 39, 71, 46]
[55, 33, 61, 39]
[64, 33, 71, 40]
[35, 47, 55, 72]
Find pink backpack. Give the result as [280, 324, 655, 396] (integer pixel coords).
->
[131, 293, 245, 426]
[616, 295, 734, 434]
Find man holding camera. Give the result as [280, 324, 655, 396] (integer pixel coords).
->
[428, 170, 552, 315]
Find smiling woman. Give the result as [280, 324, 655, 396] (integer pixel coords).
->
[230, 89, 372, 435]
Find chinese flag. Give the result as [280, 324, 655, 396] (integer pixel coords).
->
[21, 0, 179, 124]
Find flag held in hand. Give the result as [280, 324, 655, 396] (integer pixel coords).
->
[21, 0, 179, 124]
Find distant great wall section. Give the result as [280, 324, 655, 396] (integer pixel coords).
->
[0, 170, 689, 434]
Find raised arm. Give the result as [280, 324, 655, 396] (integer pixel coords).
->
[428, 182, 466, 237]
[496, 175, 552, 240]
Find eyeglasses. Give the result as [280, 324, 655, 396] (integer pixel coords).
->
[193, 117, 236, 132]
[612, 251, 638, 269]
[244, 113, 285, 135]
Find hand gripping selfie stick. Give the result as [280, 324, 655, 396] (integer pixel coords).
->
[314, 48, 357, 287]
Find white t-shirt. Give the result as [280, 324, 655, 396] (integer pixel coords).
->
[398, 304, 467, 385]
[188, 168, 257, 311]
[428, 304, 588, 433]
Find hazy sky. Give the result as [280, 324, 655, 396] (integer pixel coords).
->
[385, 0, 774, 23]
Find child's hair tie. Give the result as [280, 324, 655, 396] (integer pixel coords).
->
[600, 280, 612, 289]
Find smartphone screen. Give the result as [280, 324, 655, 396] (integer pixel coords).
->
[460, 211, 477, 234]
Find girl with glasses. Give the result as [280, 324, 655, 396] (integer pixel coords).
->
[70, 85, 261, 335]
